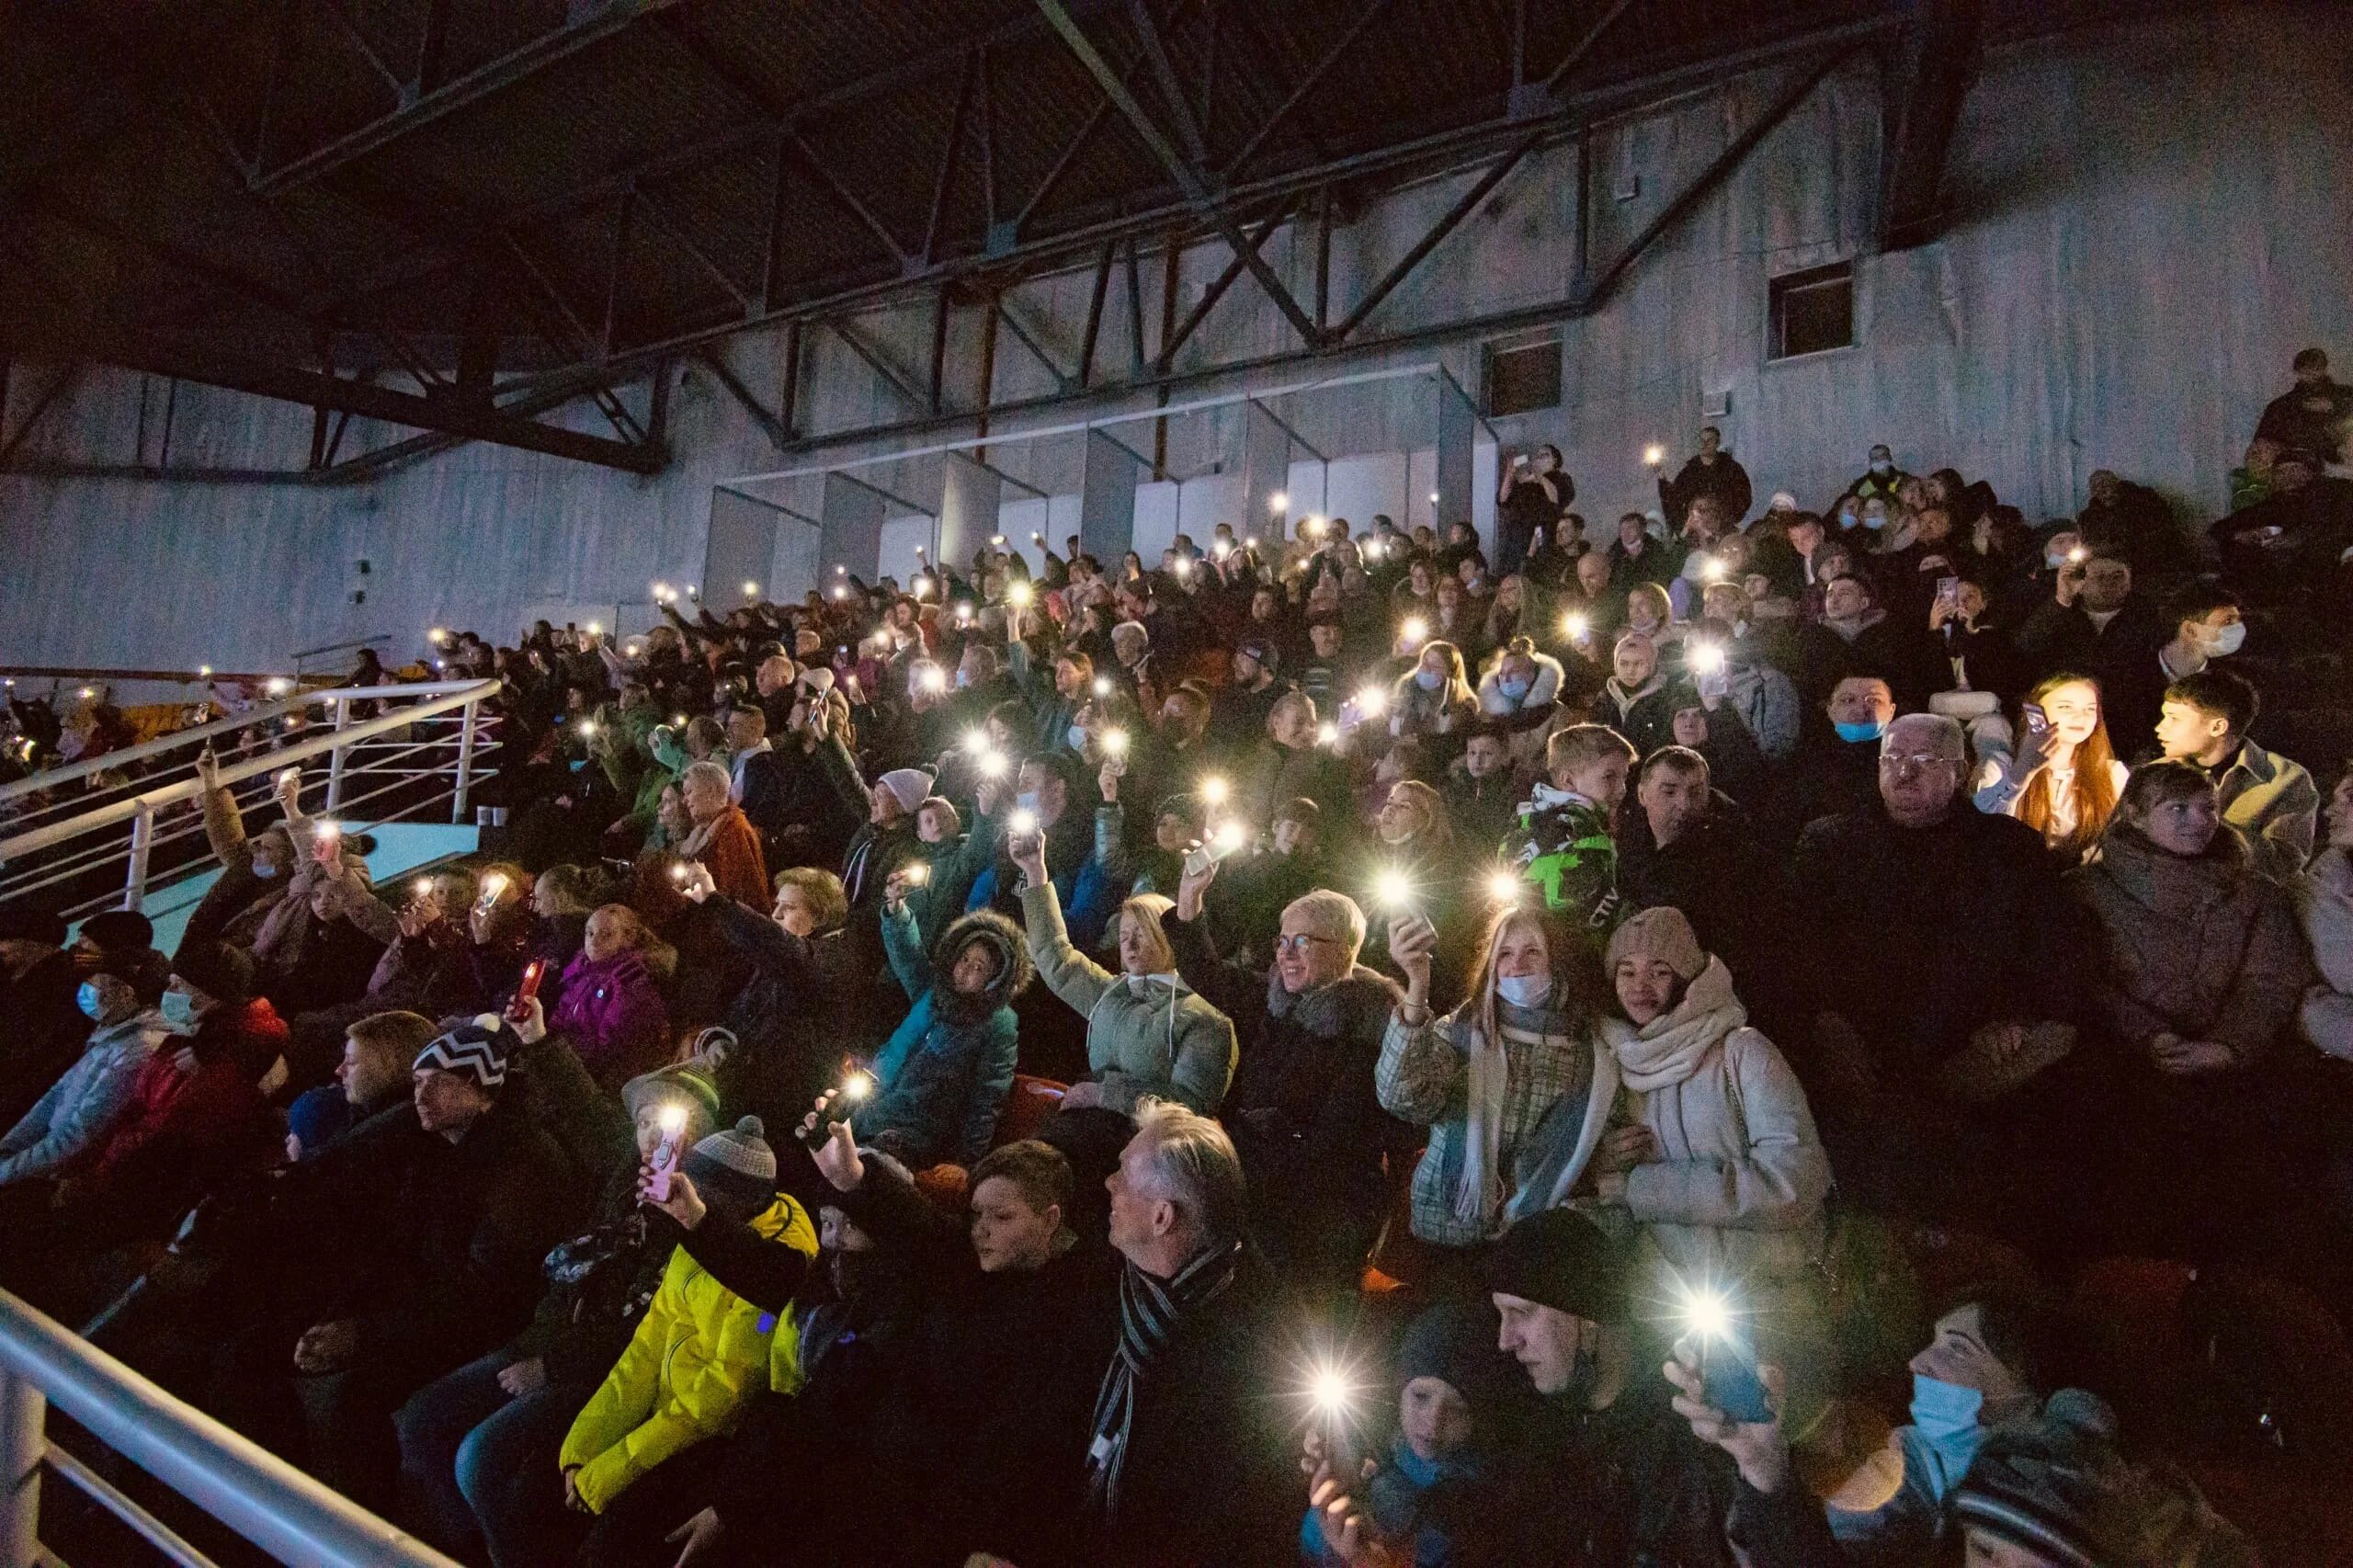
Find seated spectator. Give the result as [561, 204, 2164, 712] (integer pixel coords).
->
[1168, 864, 1404, 1294]
[394, 1062, 733, 1562]
[1302, 1300, 1517, 1567]
[1599, 631, 1682, 756]
[252, 829, 392, 1020]
[1790, 714, 2077, 1227]
[1616, 746, 1765, 975]
[1015, 839, 1236, 1116]
[0, 908, 88, 1132]
[1388, 639, 1479, 746]
[1972, 674, 2130, 859]
[2254, 346, 2352, 463]
[0, 957, 165, 1197]
[2065, 761, 2312, 1259]
[290, 1017, 572, 1506]
[1594, 908, 1831, 1388]
[1762, 673, 1894, 845]
[2297, 770, 2353, 1061]
[2210, 446, 2353, 600]
[1362, 779, 1477, 1006]
[285, 1011, 437, 1163]
[549, 904, 674, 1094]
[1081, 1100, 1290, 1567]
[2075, 468, 2189, 583]
[1483, 1207, 1733, 1563]
[1443, 724, 1526, 854]
[2153, 668, 2318, 880]
[676, 759, 769, 908]
[556, 1118, 814, 1552]
[865, 879, 1030, 1169]
[1377, 904, 1614, 1279]
[1236, 691, 1350, 845]
[1503, 723, 1636, 929]
[2115, 585, 2247, 748]
[1211, 797, 1334, 965]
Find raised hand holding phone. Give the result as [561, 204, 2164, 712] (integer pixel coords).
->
[507, 958, 548, 1023]
[644, 1104, 689, 1202]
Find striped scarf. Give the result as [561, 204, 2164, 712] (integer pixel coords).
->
[1083, 1240, 1243, 1521]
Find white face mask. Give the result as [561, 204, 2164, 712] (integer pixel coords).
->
[2190, 620, 2246, 658]
[1495, 973, 1552, 1009]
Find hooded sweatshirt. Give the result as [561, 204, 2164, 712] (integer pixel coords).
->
[1020, 882, 1236, 1114]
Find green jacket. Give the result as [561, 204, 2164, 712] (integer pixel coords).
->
[1020, 882, 1236, 1114]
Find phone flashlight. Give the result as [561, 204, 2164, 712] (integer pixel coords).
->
[1093, 676, 1113, 698]
[1199, 776, 1231, 808]
[1688, 643, 1727, 676]
[1375, 868, 1418, 919]
[1354, 686, 1388, 719]
[1007, 808, 1040, 836]
[314, 821, 342, 844]
[1100, 728, 1130, 757]
[1316, 722, 1339, 746]
[1563, 612, 1590, 641]
[1643, 443, 1665, 467]
[1485, 869, 1524, 903]
[900, 862, 931, 888]
[507, 958, 548, 1024]
[1006, 582, 1034, 608]
[646, 1103, 689, 1202]
[1399, 617, 1429, 647]
[1682, 1287, 1773, 1424]
[976, 749, 1008, 779]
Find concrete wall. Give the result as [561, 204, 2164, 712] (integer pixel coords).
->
[3, 5, 2347, 676]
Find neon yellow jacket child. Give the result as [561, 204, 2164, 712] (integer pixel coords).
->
[559, 1189, 816, 1513]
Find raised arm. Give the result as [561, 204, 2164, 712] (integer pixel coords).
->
[1020, 880, 1115, 1018]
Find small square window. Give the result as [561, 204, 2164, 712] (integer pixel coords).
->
[1768, 262, 1854, 360]
[1482, 336, 1562, 417]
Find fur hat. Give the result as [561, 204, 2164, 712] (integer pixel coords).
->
[1603, 906, 1705, 983]
[933, 909, 1033, 1006]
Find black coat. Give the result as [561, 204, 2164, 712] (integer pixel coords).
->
[1166, 915, 1410, 1289]
[1501, 1370, 1739, 1567]
[1660, 452, 1753, 528]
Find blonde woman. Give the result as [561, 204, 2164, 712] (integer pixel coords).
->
[1378, 904, 1618, 1280]
[1389, 640, 1478, 740]
[1011, 835, 1237, 1116]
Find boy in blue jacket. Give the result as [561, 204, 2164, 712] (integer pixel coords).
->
[861, 886, 1033, 1168]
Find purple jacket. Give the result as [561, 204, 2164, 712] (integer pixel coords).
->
[549, 949, 672, 1091]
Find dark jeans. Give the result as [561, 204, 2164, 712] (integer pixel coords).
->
[394, 1349, 583, 1568]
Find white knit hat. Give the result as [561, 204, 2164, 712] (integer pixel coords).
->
[877, 767, 934, 815]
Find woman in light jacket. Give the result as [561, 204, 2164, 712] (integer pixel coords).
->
[1378, 903, 1618, 1287]
[1014, 832, 1236, 1116]
[1590, 906, 1831, 1390]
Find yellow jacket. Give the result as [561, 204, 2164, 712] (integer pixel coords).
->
[558, 1194, 816, 1512]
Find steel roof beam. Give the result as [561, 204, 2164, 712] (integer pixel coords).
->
[250, 0, 692, 196]
[0, 322, 665, 473]
[1877, 0, 1983, 251]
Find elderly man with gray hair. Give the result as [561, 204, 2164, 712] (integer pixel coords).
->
[1786, 710, 2086, 1232]
[1166, 857, 1411, 1297]
[676, 759, 769, 909]
[1081, 1098, 1290, 1567]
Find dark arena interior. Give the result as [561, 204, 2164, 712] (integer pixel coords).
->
[1, 0, 2351, 1564]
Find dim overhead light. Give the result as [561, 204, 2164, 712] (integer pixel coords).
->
[1429, 491, 1440, 505]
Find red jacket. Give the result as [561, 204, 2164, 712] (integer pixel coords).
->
[92, 996, 283, 1184]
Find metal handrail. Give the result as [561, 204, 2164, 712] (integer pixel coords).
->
[0, 681, 494, 805]
[0, 681, 502, 862]
[0, 1290, 458, 1568]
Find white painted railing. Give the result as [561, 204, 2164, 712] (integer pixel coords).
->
[0, 679, 502, 920]
[0, 1289, 458, 1568]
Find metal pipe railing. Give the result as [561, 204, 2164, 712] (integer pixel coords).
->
[0, 681, 502, 862]
[0, 1290, 457, 1568]
[0, 680, 493, 806]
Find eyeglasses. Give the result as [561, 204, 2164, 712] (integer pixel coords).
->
[1878, 752, 1959, 774]
[1274, 932, 1341, 954]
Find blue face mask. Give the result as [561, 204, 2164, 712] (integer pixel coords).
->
[1415, 669, 1444, 692]
[1498, 676, 1531, 701]
[1495, 973, 1552, 1008]
[1834, 720, 1887, 744]
[1907, 1374, 1989, 1500]
[1860, 511, 1888, 530]
[1015, 790, 1041, 814]
[159, 990, 199, 1029]
[1067, 724, 1089, 751]
[76, 982, 107, 1021]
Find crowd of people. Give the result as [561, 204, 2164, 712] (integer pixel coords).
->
[4, 345, 2353, 1566]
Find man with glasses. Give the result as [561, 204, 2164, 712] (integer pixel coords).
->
[1166, 862, 1410, 1297]
[1787, 714, 2080, 1228]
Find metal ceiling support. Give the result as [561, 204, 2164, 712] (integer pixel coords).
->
[783, 131, 913, 267]
[1877, 0, 1984, 251]
[779, 319, 803, 442]
[1122, 236, 1146, 374]
[249, 0, 691, 195]
[974, 300, 999, 459]
[602, 187, 639, 360]
[1035, 0, 1324, 349]
[1078, 241, 1115, 388]
[497, 233, 600, 360]
[826, 319, 926, 410]
[928, 287, 951, 415]
[0, 323, 665, 474]
[714, 48, 1857, 462]
[1328, 130, 1543, 345]
[0, 366, 80, 466]
[1128, 0, 1208, 168]
[977, 48, 999, 234]
[1006, 48, 1146, 242]
[305, 363, 659, 482]
[924, 51, 981, 267]
[698, 346, 790, 451]
[1573, 51, 1850, 310]
[1219, 0, 1396, 182]
[1535, 0, 1640, 94]
[1157, 206, 1288, 372]
[637, 187, 752, 313]
[1313, 187, 1333, 329]
[993, 300, 1074, 390]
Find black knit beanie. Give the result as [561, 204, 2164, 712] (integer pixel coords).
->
[1484, 1208, 1629, 1324]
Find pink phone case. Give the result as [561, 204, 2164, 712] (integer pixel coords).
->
[646, 1132, 683, 1202]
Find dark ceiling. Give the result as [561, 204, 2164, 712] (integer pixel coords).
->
[0, 0, 2154, 473]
